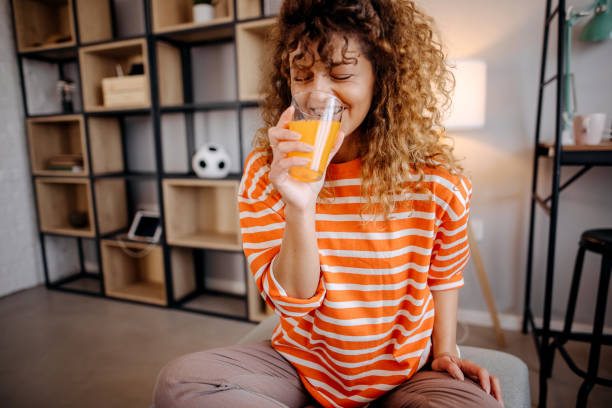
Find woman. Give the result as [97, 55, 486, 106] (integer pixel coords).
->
[154, 1, 503, 407]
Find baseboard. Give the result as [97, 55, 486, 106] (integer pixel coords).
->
[458, 308, 612, 335]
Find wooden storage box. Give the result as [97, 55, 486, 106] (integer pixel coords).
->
[35, 178, 128, 237]
[79, 38, 150, 111]
[27, 115, 87, 177]
[101, 242, 196, 306]
[102, 75, 149, 108]
[12, 0, 76, 52]
[163, 179, 241, 250]
[35, 178, 94, 237]
[152, 0, 233, 33]
[236, 18, 275, 101]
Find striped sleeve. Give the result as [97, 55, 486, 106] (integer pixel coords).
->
[238, 150, 326, 317]
[428, 174, 472, 291]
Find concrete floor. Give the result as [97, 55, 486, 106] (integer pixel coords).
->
[0, 285, 611, 407]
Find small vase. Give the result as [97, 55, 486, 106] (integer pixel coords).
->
[193, 4, 215, 23]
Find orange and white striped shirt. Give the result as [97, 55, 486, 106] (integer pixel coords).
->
[238, 150, 472, 408]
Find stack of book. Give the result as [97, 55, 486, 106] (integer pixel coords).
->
[46, 154, 84, 172]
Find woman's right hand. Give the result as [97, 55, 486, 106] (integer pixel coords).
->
[268, 106, 345, 212]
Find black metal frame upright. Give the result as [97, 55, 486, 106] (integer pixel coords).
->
[522, 0, 612, 406]
[9, 0, 274, 324]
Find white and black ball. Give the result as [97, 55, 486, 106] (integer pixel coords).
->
[192, 144, 231, 179]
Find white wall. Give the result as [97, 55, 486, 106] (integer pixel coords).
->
[419, 0, 612, 327]
[0, 0, 43, 297]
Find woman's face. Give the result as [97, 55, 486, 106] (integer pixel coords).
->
[289, 35, 375, 139]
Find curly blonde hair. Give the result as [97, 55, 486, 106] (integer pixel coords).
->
[253, 0, 461, 220]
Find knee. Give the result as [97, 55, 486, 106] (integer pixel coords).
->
[152, 355, 192, 408]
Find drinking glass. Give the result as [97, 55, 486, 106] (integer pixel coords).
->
[287, 90, 344, 182]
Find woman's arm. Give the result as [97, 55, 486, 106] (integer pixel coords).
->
[272, 204, 321, 298]
[267, 106, 346, 299]
[432, 288, 459, 358]
[431, 288, 504, 406]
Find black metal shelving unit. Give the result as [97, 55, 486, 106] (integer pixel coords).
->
[9, 0, 274, 324]
[522, 0, 612, 406]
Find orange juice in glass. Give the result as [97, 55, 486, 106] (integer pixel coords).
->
[287, 91, 344, 182]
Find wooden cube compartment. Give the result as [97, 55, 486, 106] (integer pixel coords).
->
[152, 0, 234, 34]
[157, 41, 184, 107]
[236, 18, 275, 101]
[27, 115, 87, 176]
[12, 0, 76, 52]
[102, 242, 196, 305]
[79, 38, 150, 112]
[75, 0, 112, 44]
[163, 179, 241, 250]
[87, 117, 124, 174]
[237, 0, 262, 20]
[35, 178, 128, 237]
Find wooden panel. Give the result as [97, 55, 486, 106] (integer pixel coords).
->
[236, 19, 275, 101]
[79, 38, 149, 111]
[171, 247, 196, 300]
[75, 0, 112, 44]
[88, 117, 124, 174]
[237, 0, 261, 20]
[94, 179, 128, 235]
[13, 0, 76, 52]
[157, 42, 184, 106]
[163, 179, 242, 250]
[35, 178, 94, 237]
[27, 115, 87, 176]
[101, 240, 167, 305]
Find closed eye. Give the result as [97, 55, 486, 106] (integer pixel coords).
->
[332, 74, 354, 80]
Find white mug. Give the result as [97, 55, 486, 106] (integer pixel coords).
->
[573, 113, 607, 145]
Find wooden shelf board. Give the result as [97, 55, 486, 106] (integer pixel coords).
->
[85, 104, 151, 113]
[158, 25, 234, 44]
[181, 292, 247, 318]
[106, 281, 167, 306]
[167, 231, 242, 251]
[79, 37, 147, 54]
[33, 170, 88, 177]
[19, 40, 76, 54]
[40, 226, 95, 238]
[155, 16, 234, 34]
[539, 140, 612, 152]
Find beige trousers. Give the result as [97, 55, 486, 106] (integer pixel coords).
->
[153, 341, 501, 408]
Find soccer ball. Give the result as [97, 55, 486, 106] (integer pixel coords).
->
[192, 144, 231, 179]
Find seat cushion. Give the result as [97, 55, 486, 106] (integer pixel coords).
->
[240, 314, 530, 408]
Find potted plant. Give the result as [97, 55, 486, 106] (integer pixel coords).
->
[193, 0, 218, 23]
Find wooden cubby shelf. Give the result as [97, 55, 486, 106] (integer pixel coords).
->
[12, 0, 276, 322]
[12, 0, 76, 53]
[35, 178, 128, 237]
[27, 115, 87, 177]
[236, 18, 276, 101]
[163, 178, 242, 251]
[102, 241, 196, 306]
[79, 38, 150, 112]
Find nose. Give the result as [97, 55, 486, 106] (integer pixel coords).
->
[311, 72, 334, 94]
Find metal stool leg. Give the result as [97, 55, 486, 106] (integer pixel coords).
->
[562, 246, 587, 341]
[549, 245, 586, 380]
[576, 256, 611, 408]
